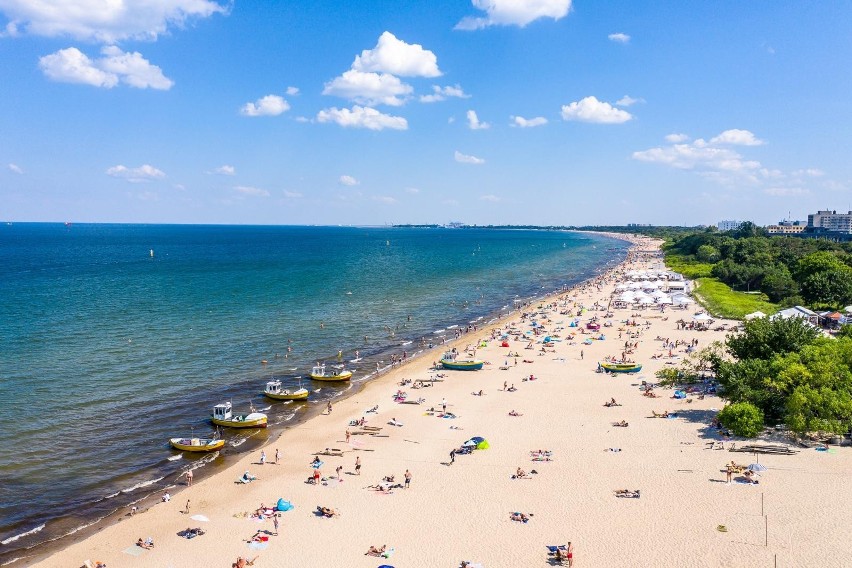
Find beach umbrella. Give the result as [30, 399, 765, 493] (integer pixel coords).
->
[275, 498, 294, 511]
[747, 463, 767, 473]
[657, 297, 673, 305]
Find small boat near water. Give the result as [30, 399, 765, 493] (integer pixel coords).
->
[600, 362, 643, 374]
[169, 436, 225, 452]
[264, 379, 309, 400]
[211, 401, 268, 428]
[440, 350, 484, 371]
[309, 363, 352, 382]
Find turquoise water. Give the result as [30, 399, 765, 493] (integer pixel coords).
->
[0, 224, 628, 563]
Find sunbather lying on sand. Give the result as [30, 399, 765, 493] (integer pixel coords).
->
[136, 537, 154, 549]
[318, 506, 339, 518]
[233, 556, 259, 568]
[614, 489, 641, 498]
[614, 420, 629, 427]
[365, 544, 387, 556]
[510, 512, 531, 522]
[508, 410, 523, 416]
[652, 410, 669, 418]
[515, 467, 528, 478]
[604, 398, 621, 407]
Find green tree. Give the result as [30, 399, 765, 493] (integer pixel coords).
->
[761, 266, 799, 303]
[718, 402, 764, 437]
[726, 316, 820, 361]
[696, 244, 720, 263]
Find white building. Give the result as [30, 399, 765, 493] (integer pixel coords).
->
[717, 220, 741, 231]
[807, 210, 852, 234]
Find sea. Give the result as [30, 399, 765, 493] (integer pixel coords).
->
[0, 223, 629, 564]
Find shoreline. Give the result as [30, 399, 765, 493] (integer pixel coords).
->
[8, 231, 633, 567]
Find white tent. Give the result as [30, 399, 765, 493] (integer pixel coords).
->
[671, 295, 694, 306]
[744, 311, 767, 320]
[845, 305, 852, 314]
[693, 313, 712, 321]
[656, 296, 673, 305]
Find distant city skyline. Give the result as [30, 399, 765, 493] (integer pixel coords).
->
[1, 1, 850, 225]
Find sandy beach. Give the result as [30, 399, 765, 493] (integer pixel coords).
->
[29, 235, 852, 568]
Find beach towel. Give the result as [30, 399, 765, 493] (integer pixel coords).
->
[122, 546, 145, 557]
[248, 541, 269, 550]
[382, 547, 395, 558]
[190, 514, 209, 522]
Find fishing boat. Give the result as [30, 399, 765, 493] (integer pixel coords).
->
[440, 351, 484, 371]
[263, 379, 309, 400]
[600, 362, 643, 374]
[169, 436, 225, 452]
[211, 401, 268, 428]
[309, 363, 352, 382]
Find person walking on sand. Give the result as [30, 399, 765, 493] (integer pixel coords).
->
[272, 514, 279, 536]
[336, 465, 343, 481]
[442, 397, 447, 413]
[503, 381, 507, 391]
[327, 401, 333, 414]
[275, 448, 280, 464]
[345, 428, 351, 443]
[184, 499, 190, 514]
[260, 450, 266, 465]
[404, 469, 411, 488]
[185, 469, 193, 486]
[581, 350, 584, 360]
[449, 448, 456, 464]
[355, 456, 361, 475]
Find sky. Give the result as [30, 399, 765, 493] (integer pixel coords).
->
[1, 1, 851, 226]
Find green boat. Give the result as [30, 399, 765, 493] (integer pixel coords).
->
[440, 351, 484, 371]
[600, 362, 642, 374]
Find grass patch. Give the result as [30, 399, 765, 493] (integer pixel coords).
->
[664, 252, 714, 279]
[693, 278, 779, 320]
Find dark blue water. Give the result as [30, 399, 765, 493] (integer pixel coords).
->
[0, 223, 628, 563]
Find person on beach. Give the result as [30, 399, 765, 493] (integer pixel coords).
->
[313, 468, 321, 485]
[345, 428, 351, 443]
[442, 398, 447, 413]
[275, 448, 280, 464]
[327, 401, 333, 414]
[185, 469, 193, 486]
[260, 450, 266, 465]
[162, 491, 170, 502]
[449, 448, 456, 464]
[355, 456, 361, 475]
[404, 469, 411, 488]
[336, 465, 343, 481]
[272, 513, 279, 536]
[184, 499, 190, 514]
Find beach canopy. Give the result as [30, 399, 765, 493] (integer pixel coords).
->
[275, 498, 294, 511]
[748, 463, 767, 473]
[463, 436, 489, 449]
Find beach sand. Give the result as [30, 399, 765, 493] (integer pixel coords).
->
[30, 236, 852, 568]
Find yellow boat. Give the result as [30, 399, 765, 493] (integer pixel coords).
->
[211, 402, 268, 428]
[264, 379, 309, 400]
[309, 363, 352, 382]
[169, 437, 225, 452]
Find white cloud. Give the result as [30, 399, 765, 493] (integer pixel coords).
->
[372, 195, 398, 204]
[173, 183, 185, 190]
[352, 31, 441, 78]
[419, 84, 469, 103]
[210, 165, 235, 176]
[615, 95, 643, 107]
[632, 143, 759, 173]
[467, 110, 490, 130]
[455, 150, 485, 165]
[455, 0, 572, 30]
[511, 115, 548, 128]
[106, 164, 166, 183]
[286, 86, 299, 96]
[404, 187, 420, 194]
[240, 94, 289, 117]
[0, 0, 228, 42]
[339, 175, 359, 186]
[323, 69, 412, 107]
[608, 32, 630, 43]
[480, 194, 501, 202]
[792, 168, 824, 177]
[283, 190, 303, 198]
[665, 133, 689, 143]
[709, 129, 764, 146]
[39, 46, 173, 89]
[763, 187, 810, 196]
[8, 163, 23, 174]
[316, 105, 408, 131]
[561, 96, 632, 124]
[234, 185, 270, 197]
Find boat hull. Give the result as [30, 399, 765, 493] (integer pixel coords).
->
[211, 414, 268, 428]
[441, 360, 484, 371]
[264, 388, 309, 400]
[601, 363, 643, 374]
[309, 371, 352, 382]
[169, 438, 225, 452]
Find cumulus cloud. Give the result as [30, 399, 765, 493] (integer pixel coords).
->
[710, 129, 764, 146]
[615, 95, 643, 107]
[234, 185, 270, 197]
[0, 0, 228, 42]
[316, 105, 408, 130]
[792, 168, 824, 177]
[8, 163, 23, 174]
[665, 133, 689, 143]
[420, 84, 469, 103]
[323, 69, 412, 107]
[106, 164, 166, 183]
[467, 110, 490, 130]
[480, 194, 501, 202]
[352, 31, 441, 78]
[561, 96, 632, 124]
[608, 32, 630, 43]
[39, 46, 173, 89]
[339, 175, 359, 186]
[240, 94, 289, 117]
[210, 165, 235, 175]
[511, 115, 548, 128]
[455, 150, 485, 165]
[286, 86, 299, 96]
[455, 0, 572, 30]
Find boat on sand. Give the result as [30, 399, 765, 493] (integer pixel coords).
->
[440, 351, 484, 371]
[211, 401, 268, 428]
[600, 362, 642, 374]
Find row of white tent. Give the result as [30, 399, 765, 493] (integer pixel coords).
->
[623, 269, 684, 281]
[615, 281, 686, 292]
[615, 290, 694, 305]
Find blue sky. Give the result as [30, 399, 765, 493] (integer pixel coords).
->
[1, 1, 850, 226]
